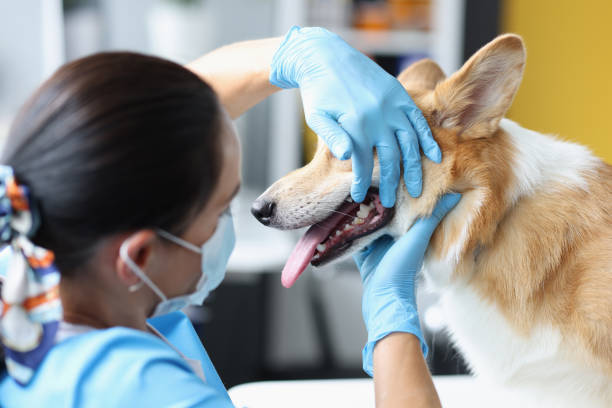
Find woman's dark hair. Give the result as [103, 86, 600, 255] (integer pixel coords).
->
[1, 52, 223, 274]
[0, 52, 223, 375]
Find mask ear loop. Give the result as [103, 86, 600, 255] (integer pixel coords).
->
[156, 229, 202, 254]
[119, 239, 167, 301]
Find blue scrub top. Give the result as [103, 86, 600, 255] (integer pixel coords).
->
[0, 311, 235, 408]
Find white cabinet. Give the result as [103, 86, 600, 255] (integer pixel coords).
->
[0, 0, 65, 144]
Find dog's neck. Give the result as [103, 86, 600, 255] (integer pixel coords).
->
[425, 119, 604, 313]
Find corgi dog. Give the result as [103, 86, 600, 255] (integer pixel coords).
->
[251, 34, 612, 407]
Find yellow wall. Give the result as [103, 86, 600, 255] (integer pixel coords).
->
[502, 0, 612, 163]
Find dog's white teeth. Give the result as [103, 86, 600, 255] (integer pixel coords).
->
[313, 253, 320, 260]
[353, 218, 365, 225]
[345, 197, 353, 203]
[335, 230, 342, 236]
[343, 224, 352, 231]
[356, 204, 370, 218]
[317, 244, 326, 252]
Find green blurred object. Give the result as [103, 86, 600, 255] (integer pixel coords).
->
[302, 119, 318, 166]
[63, 0, 92, 12]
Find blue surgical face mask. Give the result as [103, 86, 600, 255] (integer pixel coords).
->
[119, 211, 235, 317]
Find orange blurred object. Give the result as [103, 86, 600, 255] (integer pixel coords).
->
[353, 0, 431, 31]
[388, 0, 431, 30]
[353, 1, 392, 30]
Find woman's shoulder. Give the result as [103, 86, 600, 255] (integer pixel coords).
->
[62, 324, 183, 361]
[0, 326, 233, 407]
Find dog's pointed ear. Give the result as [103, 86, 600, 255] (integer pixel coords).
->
[432, 34, 526, 139]
[398, 58, 446, 91]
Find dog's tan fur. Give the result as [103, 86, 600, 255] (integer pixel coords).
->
[402, 36, 612, 377]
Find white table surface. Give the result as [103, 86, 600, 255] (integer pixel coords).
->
[228, 376, 500, 408]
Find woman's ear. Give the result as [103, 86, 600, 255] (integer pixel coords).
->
[115, 230, 156, 287]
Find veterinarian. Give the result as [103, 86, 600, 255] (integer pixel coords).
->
[0, 27, 459, 407]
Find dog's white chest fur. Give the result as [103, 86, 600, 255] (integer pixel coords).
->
[423, 259, 611, 407]
[440, 282, 561, 380]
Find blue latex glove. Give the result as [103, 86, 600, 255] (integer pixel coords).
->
[270, 26, 442, 207]
[354, 193, 461, 376]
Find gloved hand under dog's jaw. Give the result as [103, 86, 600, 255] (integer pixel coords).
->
[354, 192, 461, 376]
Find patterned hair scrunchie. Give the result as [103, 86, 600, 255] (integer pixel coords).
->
[0, 165, 62, 385]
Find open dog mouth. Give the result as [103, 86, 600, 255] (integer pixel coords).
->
[281, 188, 394, 288]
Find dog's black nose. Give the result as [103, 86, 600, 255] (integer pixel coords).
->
[251, 199, 276, 225]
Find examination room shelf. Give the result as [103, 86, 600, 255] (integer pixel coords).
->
[332, 28, 431, 55]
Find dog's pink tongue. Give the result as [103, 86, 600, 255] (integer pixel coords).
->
[281, 212, 345, 288]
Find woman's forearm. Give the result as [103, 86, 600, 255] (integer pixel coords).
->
[186, 37, 283, 119]
[373, 333, 442, 408]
